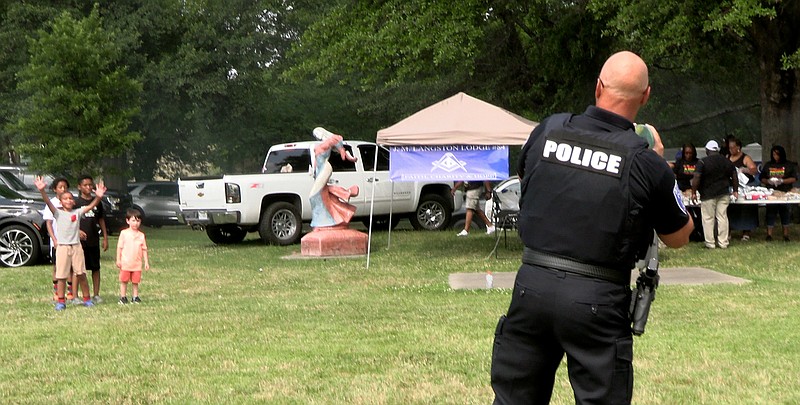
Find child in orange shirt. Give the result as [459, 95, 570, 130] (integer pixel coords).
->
[116, 209, 149, 304]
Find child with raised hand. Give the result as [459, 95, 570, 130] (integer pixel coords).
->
[43, 177, 72, 301]
[35, 176, 106, 311]
[116, 209, 149, 304]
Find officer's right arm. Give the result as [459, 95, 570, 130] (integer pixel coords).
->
[517, 124, 546, 178]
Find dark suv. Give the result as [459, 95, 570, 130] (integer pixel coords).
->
[0, 184, 49, 267]
[100, 188, 133, 234]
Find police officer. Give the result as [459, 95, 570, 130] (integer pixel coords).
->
[490, 51, 694, 404]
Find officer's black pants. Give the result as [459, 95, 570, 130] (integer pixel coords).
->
[491, 264, 633, 405]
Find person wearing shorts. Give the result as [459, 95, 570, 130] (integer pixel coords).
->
[35, 176, 107, 311]
[76, 175, 109, 303]
[451, 181, 495, 236]
[43, 177, 74, 302]
[116, 209, 150, 304]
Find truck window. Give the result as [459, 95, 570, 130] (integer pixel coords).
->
[263, 149, 311, 174]
[328, 145, 357, 172]
[358, 145, 390, 171]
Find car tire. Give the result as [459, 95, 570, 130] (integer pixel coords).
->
[206, 225, 248, 245]
[0, 225, 41, 267]
[410, 194, 451, 231]
[259, 202, 301, 245]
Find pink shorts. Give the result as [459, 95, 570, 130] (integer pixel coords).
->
[119, 270, 142, 284]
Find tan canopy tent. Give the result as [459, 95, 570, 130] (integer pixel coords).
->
[366, 92, 537, 267]
[376, 92, 538, 146]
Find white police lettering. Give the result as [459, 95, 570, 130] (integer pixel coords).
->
[543, 139, 622, 174]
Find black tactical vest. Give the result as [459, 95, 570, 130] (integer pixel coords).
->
[519, 113, 650, 271]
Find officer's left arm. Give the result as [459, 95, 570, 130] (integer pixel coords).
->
[647, 124, 664, 158]
[639, 155, 693, 248]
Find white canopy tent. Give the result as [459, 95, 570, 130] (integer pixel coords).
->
[376, 92, 537, 146]
[366, 92, 538, 266]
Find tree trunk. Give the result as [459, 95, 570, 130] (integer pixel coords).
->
[755, 2, 800, 163]
[758, 67, 800, 164]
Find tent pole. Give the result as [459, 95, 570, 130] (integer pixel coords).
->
[388, 181, 394, 248]
[366, 145, 380, 269]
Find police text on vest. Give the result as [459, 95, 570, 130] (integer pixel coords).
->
[543, 140, 622, 174]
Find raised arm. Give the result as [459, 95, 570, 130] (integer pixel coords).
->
[34, 177, 57, 214]
[78, 182, 107, 215]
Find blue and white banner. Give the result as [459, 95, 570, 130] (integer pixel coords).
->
[389, 145, 509, 181]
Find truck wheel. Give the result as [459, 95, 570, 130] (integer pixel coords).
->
[260, 202, 301, 245]
[206, 225, 247, 245]
[362, 216, 400, 231]
[410, 194, 451, 231]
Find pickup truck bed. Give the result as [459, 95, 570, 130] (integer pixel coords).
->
[178, 140, 458, 245]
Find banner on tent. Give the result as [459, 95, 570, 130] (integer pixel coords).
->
[389, 145, 509, 181]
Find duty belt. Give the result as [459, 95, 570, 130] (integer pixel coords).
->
[522, 247, 631, 285]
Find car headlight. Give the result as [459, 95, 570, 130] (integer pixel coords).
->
[225, 183, 241, 204]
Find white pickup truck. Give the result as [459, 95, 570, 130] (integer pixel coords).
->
[177, 140, 459, 245]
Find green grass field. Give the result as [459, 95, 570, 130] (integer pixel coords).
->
[1, 225, 799, 404]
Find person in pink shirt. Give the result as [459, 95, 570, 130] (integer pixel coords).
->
[116, 209, 150, 304]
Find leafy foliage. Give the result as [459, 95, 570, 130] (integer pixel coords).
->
[1, 1, 798, 178]
[590, 0, 799, 160]
[286, 0, 617, 127]
[13, 6, 141, 178]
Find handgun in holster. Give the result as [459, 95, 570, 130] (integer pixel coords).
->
[629, 256, 659, 336]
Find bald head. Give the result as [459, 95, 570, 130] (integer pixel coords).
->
[595, 51, 650, 121]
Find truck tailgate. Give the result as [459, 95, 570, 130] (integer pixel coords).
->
[178, 178, 228, 210]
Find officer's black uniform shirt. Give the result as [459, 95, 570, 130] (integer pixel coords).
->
[518, 106, 690, 239]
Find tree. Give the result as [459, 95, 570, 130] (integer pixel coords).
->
[99, 0, 378, 178]
[287, 1, 620, 120]
[591, 0, 800, 162]
[287, 0, 798, 158]
[0, 1, 83, 164]
[13, 6, 142, 178]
